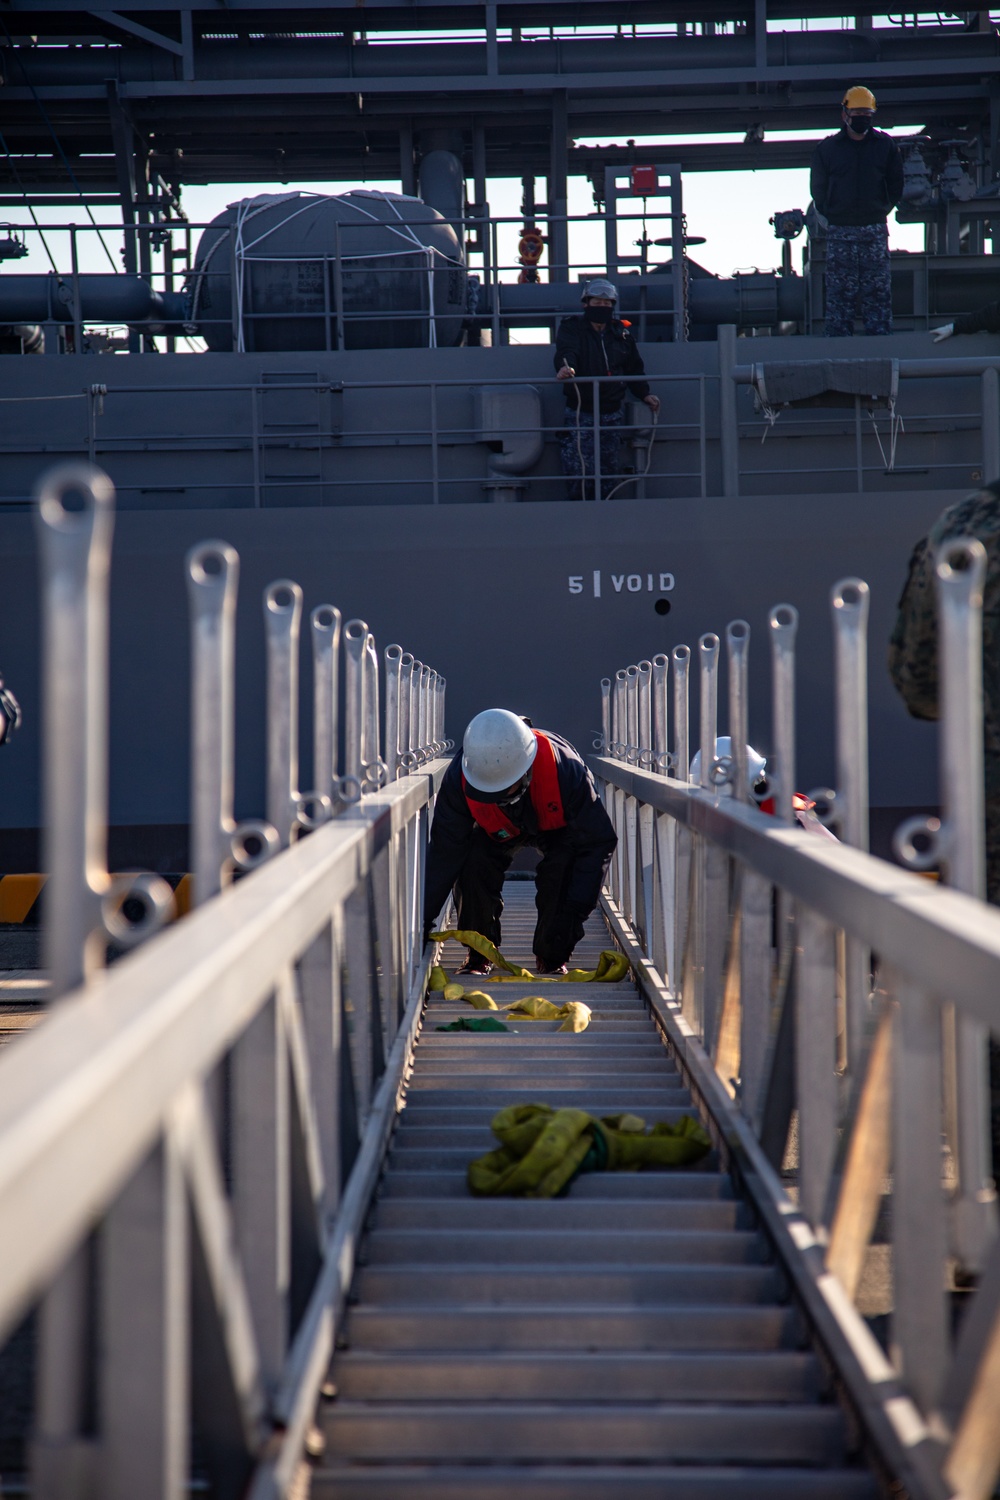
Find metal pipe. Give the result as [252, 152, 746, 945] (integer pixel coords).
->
[626, 665, 640, 765]
[831, 578, 870, 1074]
[935, 537, 997, 1272]
[614, 669, 628, 760]
[718, 323, 739, 498]
[411, 662, 424, 761]
[343, 619, 367, 791]
[698, 634, 720, 789]
[420, 663, 432, 760]
[384, 644, 403, 782]
[363, 631, 383, 790]
[672, 645, 690, 780]
[652, 655, 669, 775]
[769, 604, 799, 824]
[36, 463, 115, 998]
[187, 539, 240, 901]
[264, 579, 304, 847]
[980, 368, 999, 483]
[600, 677, 612, 754]
[398, 651, 414, 772]
[637, 660, 653, 768]
[312, 604, 342, 806]
[427, 670, 440, 754]
[36, 464, 172, 998]
[726, 620, 750, 803]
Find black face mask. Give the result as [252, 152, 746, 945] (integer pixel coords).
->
[846, 113, 873, 135]
[586, 304, 613, 326]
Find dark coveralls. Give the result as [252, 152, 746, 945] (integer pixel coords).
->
[423, 729, 618, 969]
[810, 127, 903, 336]
[554, 317, 650, 500]
[889, 480, 1000, 1167]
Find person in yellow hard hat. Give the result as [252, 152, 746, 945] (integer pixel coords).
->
[810, 86, 903, 336]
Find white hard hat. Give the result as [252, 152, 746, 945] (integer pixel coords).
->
[689, 735, 766, 793]
[462, 709, 538, 794]
[581, 277, 618, 302]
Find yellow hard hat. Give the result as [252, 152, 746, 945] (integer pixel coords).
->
[843, 85, 876, 111]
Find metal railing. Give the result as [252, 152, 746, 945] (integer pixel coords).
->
[0, 462, 451, 1498]
[594, 546, 1000, 1499]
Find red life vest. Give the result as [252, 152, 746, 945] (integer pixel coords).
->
[463, 730, 566, 841]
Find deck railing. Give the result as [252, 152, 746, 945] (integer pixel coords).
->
[594, 545, 1000, 1500]
[0, 463, 450, 1498]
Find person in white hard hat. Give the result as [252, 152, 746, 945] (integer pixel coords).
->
[690, 735, 838, 840]
[423, 709, 618, 975]
[555, 279, 660, 500]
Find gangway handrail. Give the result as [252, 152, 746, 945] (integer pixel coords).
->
[0, 460, 454, 1498]
[593, 551, 1000, 1500]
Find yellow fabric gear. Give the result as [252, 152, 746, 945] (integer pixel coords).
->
[843, 85, 876, 111]
[467, 1103, 712, 1197]
[429, 929, 630, 984]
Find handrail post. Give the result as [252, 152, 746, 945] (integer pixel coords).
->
[312, 604, 343, 807]
[343, 619, 367, 791]
[188, 540, 244, 901]
[264, 580, 306, 846]
[936, 538, 998, 1273]
[831, 578, 871, 1075]
[769, 605, 798, 824]
[385, 644, 403, 782]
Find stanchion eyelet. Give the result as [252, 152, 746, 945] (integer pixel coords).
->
[102, 872, 174, 946]
[893, 814, 947, 872]
[230, 819, 281, 872]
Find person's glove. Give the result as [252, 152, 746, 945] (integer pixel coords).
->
[932, 323, 955, 342]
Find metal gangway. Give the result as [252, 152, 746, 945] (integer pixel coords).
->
[2, 466, 1000, 1498]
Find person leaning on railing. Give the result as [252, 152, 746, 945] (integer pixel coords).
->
[423, 709, 617, 977]
[889, 480, 1000, 1169]
[932, 302, 1000, 341]
[554, 278, 660, 500]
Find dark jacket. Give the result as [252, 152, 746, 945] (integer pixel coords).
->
[810, 128, 904, 227]
[954, 301, 1000, 336]
[423, 729, 618, 926]
[554, 316, 650, 413]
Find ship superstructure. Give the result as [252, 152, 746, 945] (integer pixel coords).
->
[2, 4, 1000, 859]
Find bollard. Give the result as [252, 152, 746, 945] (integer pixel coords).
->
[935, 538, 998, 1273]
[726, 621, 750, 802]
[768, 605, 798, 824]
[35, 463, 172, 999]
[188, 541, 278, 904]
[698, 634, 720, 788]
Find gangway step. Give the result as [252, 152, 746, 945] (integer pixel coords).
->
[341, 1303, 802, 1351]
[332, 1349, 824, 1401]
[321, 1401, 850, 1462]
[321, 894, 877, 1496]
[311, 1466, 879, 1499]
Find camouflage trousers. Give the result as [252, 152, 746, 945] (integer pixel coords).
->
[823, 222, 892, 337]
[560, 406, 624, 501]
